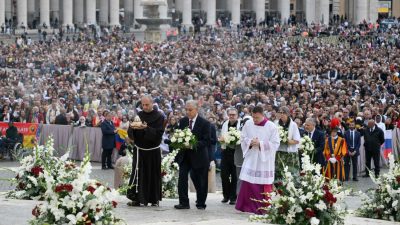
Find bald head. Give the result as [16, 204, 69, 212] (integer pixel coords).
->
[141, 95, 154, 113]
[367, 119, 375, 129]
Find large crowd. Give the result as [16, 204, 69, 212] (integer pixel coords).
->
[0, 21, 399, 137]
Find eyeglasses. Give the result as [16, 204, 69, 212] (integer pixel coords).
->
[228, 114, 237, 116]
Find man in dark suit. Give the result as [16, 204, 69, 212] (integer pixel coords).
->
[303, 118, 326, 167]
[344, 121, 361, 181]
[100, 111, 116, 170]
[363, 119, 385, 177]
[175, 100, 211, 210]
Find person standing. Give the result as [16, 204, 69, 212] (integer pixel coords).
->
[219, 108, 240, 205]
[344, 121, 361, 181]
[235, 106, 280, 214]
[303, 118, 326, 168]
[323, 123, 348, 181]
[175, 100, 211, 210]
[127, 95, 165, 207]
[363, 119, 385, 177]
[100, 111, 116, 170]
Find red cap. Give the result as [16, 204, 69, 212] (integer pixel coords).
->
[330, 118, 341, 129]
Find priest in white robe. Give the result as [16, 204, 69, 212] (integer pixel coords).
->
[235, 106, 280, 214]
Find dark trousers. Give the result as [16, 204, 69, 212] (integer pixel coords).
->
[102, 148, 113, 168]
[221, 150, 237, 201]
[178, 161, 208, 207]
[365, 150, 380, 176]
[344, 151, 358, 180]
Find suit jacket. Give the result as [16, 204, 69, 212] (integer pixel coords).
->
[302, 129, 326, 166]
[101, 120, 116, 149]
[344, 129, 361, 156]
[363, 126, 385, 152]
[209, 123, 217, 162]
[176, 116, 211, 169]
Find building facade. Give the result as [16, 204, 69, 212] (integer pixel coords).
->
[0, 0, 380, 30]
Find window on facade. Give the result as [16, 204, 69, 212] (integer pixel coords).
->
[290, 4, 294, 11]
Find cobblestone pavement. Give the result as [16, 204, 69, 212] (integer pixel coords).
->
[0, 159, 394, 225]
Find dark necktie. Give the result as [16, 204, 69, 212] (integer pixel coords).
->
[189, 119, 193, 130]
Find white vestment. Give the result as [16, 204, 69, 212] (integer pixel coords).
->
[240, 120, 280, 185]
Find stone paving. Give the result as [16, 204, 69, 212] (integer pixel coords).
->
[0, 160, 397, 225]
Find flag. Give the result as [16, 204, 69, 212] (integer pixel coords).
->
[383, 129, 393, 160]
[115, 129, 128, 150]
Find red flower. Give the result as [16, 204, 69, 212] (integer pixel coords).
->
[96, 208, 101, 213]
[323, 190, 337, 206]
[277, 189, 284, 195]
[396, 176, 400, 184]
[31, 166, 43, 177]
[87, 186, 96, 194]
[55, 184, 73, 193]
[300, 172, 306, 176]
[64, 184, 73, 192]
[274, 181, 283, 187]
[96, 182, 102, 187]
[161, 171, 167, 177]
[322, 184, 329, 192]
[112, 201, 118, 208]
[32, 205, 40, 217]
[305, 208, 316, 218]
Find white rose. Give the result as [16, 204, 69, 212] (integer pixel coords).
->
[171, 137, 176, 143]
[310, 217, 320, 225]
[179, 132, 185, 137]
[185, 137, 190, 142]
[178, 138, 183, 143]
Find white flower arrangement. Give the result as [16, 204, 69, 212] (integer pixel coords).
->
[170, 128, 197, 150]
[29, 148, 124, 225]
[299, 136, 315, 157]
[250, 154, 349, 225]
[161, 150, 179, 198]
[220, 127, 241, 149]
[6, 138, 78, 200]
[278, 126, 289, 144]
[357, 153, 400, 221]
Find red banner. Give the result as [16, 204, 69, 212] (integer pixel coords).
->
[0, 122, 39, 148]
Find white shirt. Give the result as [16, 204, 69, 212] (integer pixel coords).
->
[240, 120, 280, 184]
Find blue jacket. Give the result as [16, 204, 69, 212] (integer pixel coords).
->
[344, 129, 361, 156]
[101, 120, 116, 150]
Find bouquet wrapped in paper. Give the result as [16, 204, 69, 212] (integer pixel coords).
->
[170, 128, 197, 151]
[220, 127, 241, 149]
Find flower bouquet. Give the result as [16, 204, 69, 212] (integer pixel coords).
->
[220, 127, 241, 149]
[161, 150, 179, 198]
[278, 126, 289, 145]
[6, 138, 78, 200]
[299, 136, 315, 158]
[30, 149, 124, 225]
[357, 154, 400, 221]
[250, 155, 348, 225]
[170, 128, 197, 151]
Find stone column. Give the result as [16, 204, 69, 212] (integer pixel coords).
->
[99, 0, 108, 26]
[134, 0, 143, 24]
[175, 0, 183, 12]
[319, 0, 330, 25]
[182, 0, 192, 27]
[17, 0, 28, 28]
[124, 0, 134, 27]
[304, 0, 315, 25]
[206, 0, 216, 26]
[50, 0, 59, 21]
[109, 0, 120, 27]
[0, 0, 4, 28]
[74, 0, 84, 25]
[5, 0, 11, 21]
[369, 0, 378, 23]
[40, 0, 50, 28]
[86, 0, 96, 25]
[355, 0, 367, 24]
[230, 0, 240, 25]
[159, 3, 168, 18]
[254, 0, 265, 24]
[27, 0, 35, 25]
[278, 0, 290, 24]
[63, 0, 73, 27]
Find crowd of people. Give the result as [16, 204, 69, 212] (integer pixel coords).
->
[0, 20, 399, 211]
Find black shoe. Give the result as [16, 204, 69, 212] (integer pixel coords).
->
[362, 174, 369, 178]
[353, 178, 359, 181]
[108, 166, 114, 169]
[221, 198, 229, 203]
[229, 200, 236, 205]
[102, 166, 107, 170]
[127, 201, 140, 207]
[174, 204, 190, 209]
[196, 205, 206, 210]
[151, 202, 159, 207]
